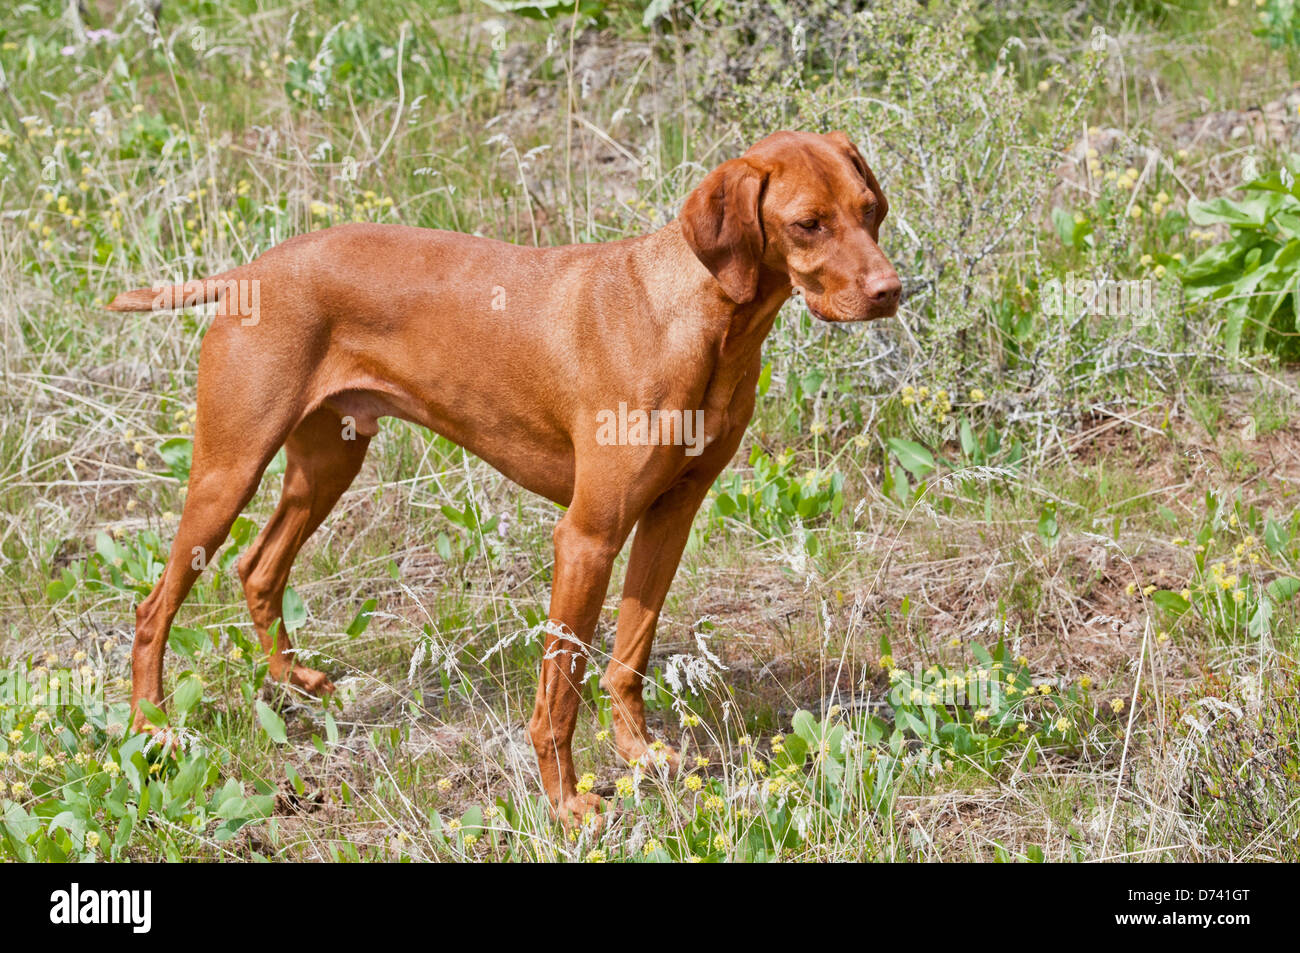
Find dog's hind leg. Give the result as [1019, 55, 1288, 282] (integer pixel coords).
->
[131, 399, 298, 734]
[237, 408, 370, 695]
[129, 298, 318, 734]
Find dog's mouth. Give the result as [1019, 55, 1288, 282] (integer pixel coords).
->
[796, 288, 872, 324]
[805, 298, 837, 322]
[793, 287, 835, 322]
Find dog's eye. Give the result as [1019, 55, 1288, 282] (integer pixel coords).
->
[796, 218, 820, 231]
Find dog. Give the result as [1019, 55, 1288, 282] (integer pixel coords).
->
[107, 130, 900, 826]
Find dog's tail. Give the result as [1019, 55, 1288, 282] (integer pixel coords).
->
[105, 266, 251, 312]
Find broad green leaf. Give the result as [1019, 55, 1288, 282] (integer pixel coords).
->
[256, 700, 288, 744]
[1265, 518, 1290, 554]
[157, 437, 193, 480]
[169, 756, 207, 802]
[95, 531, 119, 564]
[886, 437, 935, 480]
[791, 709, 817, 745]
[137, 699, 167, 727]
[1189, 193, 1283, 228]
[172, 674, 202, 716]
[1267, 576, 1300, 602]
[170, 625, 207, 660]
[281, 586, 306, 632]
[1151, 590, 1191, 616]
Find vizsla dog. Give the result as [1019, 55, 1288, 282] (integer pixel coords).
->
[108, 130, 900, 825]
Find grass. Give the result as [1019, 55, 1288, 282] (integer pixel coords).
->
[2, 0, 1300, 861]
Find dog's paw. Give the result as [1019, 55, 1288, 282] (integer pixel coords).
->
[557, 792, 608, 834]
[284, 665, 335, 697]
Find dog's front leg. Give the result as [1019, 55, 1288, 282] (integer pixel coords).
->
[602, 476, 713, 773]
[528, 507, 630, 828]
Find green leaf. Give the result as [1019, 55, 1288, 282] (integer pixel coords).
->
[799, 369, 826, 398]
[791, 709, 817, 746]
[1051, 207, 1090, 248]
[1037, 502, 1059, 549]
[1265, 518, 1290, 554]
[157, 437, 193, 481]
[170, 756, 207, 802]
[173, 674, 202, 716]
[95, 531, 120, 564]
[440, 503, 468, 528]
[281, 586, 307, 632]
[345, 598, 378, 638]
[1249, 596, 1273, 641]
[900, 710, 929, 739]
[215, 795, 249, 819]
[137, 699, 167, 727]
[229, 515, 258, 548]
[883, 462, 910, 506]
[959, 418, 978, 459]
[1189, 193, 1283, 228]
[1223, 300, 1247, 358]
[642, 0, 674, 27]
[255, 701, 288, 744]
[1151, 590, 1191, 616]
[1181, 239, 1247, 286]
[1267, 576, 1300, 602]
[170, 625, 207, 660]
[886, 438, 936, 480]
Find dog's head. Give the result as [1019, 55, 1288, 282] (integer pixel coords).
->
[680, 130, 900, 322]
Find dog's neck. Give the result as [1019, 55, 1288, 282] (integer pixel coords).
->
[637, 221, 793, 348]
[626, 222, 792, 418]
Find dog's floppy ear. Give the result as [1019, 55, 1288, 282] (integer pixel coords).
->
[680, 158, 769, 304]
[826, 131, 888, 231]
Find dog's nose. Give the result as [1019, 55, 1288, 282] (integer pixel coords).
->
[863, 272, 902, 310]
